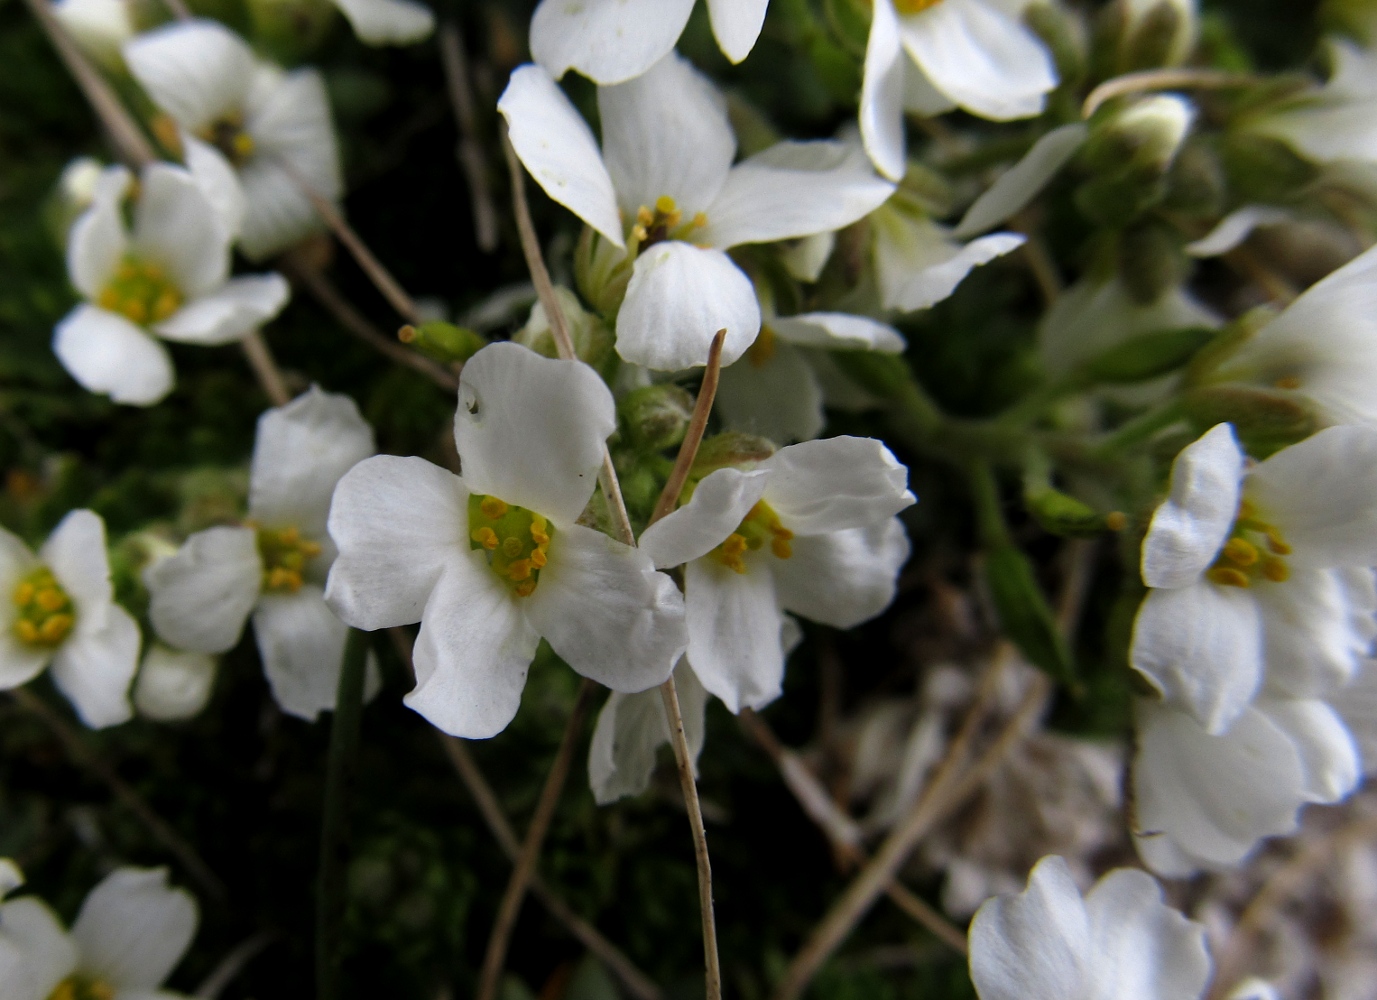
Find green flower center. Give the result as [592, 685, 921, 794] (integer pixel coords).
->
[198, 111, 256, 166]
[1206, 498, 1292, 588]
[629, 195, 707, 255]
[47, 974, 114, 1000]
[256, 525, 323, 594]
[96, 255, 183, 325]
[12, 566, 75, 648]
[709, 500, 794, 574]
[468, 494, 554, 598]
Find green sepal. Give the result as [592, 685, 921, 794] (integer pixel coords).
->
[399, 322, 487, 365]
[1078, 325, 1215, 384]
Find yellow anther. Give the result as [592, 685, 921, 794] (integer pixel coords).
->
[96, 255, 183, 327]
[1207, 566, 1252, 588]
[507, 559, 532, 582]
[471, 526, 499, 550]
[1223, 538, 1259, 567]
[710, 501, 794, 572]
[12, 581, 34, 606]
[469, 495, 554, 597]
[12, 567, 75, 649]
[39, 614, 74, 644]
[257, 524, 322, 593]
[1262, 558, 1290, 583]
[1106, 511, 1128, 532]
[531, 548, 547, 569]
[771, 537, 793, 560]
[279, 526, 300, 545]
[480, 496, 509, 519]
[630, 224, 648, 243]
[1274, 376, 1302, 390]
[502, 536, 524, 558]
[35, 588, 66, 612]
[14, 620, 39, 644]
[530, 518, 550, 545]
[266, 567, 303, 593]
[637, 206, 655, 226]
[690, 212, 707, 229]
[654, 195, 678, 214]
[300, 540, 323, 558]
[232, 131, 256, 159]
[1265, 529, 1292, 556]
[514, 579, 537, 598]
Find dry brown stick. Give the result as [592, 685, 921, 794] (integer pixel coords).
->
[1083, 69, 1258, 117]
[476, 679, 596, 1000]
[437, 736, 665, 1000]
[770, 671, 1048, 1000]
[240, 330, 291, 406]
[738, 711, 969, 955]
[439, 22, 499, 253]
[282, 256, 459, 392]
[10, 687, 228, 901]
[650, 330, 727, 524]
[194, 930, 279, 998]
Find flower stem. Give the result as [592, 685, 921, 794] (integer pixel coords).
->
[1082, 68, 1259, 117]
[475, 678, 595, 1000]
[651, 329, 726, 524]
[438, 22, 499, 254]
[240, 330, 291, 407]
[315, 628, 369, 1000]
[1091, 399, 1186, 458]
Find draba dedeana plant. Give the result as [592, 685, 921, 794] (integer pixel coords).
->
[8, 0, 1377, 996]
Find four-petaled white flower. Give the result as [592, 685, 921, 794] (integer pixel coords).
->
[638, 437, 914, 713]
[0, 866, 197, 1000]
[325, 342, 688, 739]
[144, 387, 375, 721]
[330, 0, 434, 46]
[968, 855, 1212, 1000]
[55, 163, 289, 407]
[531, 0, 769, 85]
[0, 510, 140, 729]
[860, 0, 1058, 181]
[499, 52, 896, 372]
[123, 20, 343, 261]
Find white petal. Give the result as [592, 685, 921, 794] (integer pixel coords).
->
[967, 856, 1091, 1000]
[1245, 425, 1377, 568]
[873, 207, 1025, 312]
[249, 386, 375, 536]
[133, 645, 217, 722]
[154, 274, 289, 346]
[245, 67, 342, 202]
[1257, 568, 1371, 698]
[525, 524, 686, 692]
[1141, 423, 1243, 589]
[71, 867, 197, 990]
[761, 436, 914, 536]
[232, 160, 321, 262]
[859, 0, 907, 182]
[404, 552, 540, 739]
[770, 313, 906, 353]
[252, 587, 350, 721]
[772, 519, 909, 629]
[66, 164, 130, 300]
[599, 52, 735, 220]
[132, 163, 229, 298]
[898, 0, 1056, 122]
[0, 898, 78, 1000]
[145, 527, 261, 654]
[53, 306, 175, 407]
[42, 509, 115, 613]
[1133, 699, 1308, 874]
[454, 342, 615, 525]
[530, 0, 695, 85]
[0, 860, 21, 898]
[587, 659, 706, 804]
[706, 0, 768, 61]
[616, 242, 761, 371]
[1081, 868, 1211, 1000]
[715, 341, 825, 444]
[780, 232, 835, 283]
[953, 123, 1088, 239]
[182, 134, 245, 241]
[49, 602, 140, 729]
[1258, 696, 1360, 803]
[639, 468, 770, 569]
[1130, 582, 1263, 735]
[122, 20, 255, 131]
[1184, 205, 1292, 257]
[332, 0, 434, 44]
[53, 0, 133, 65]
[498, 65, 623, 247]
[325, 456, 469, 630]
[701, 141, 896, 249]
[1334, 659, 1377, 773]
[684, 557, 786, 713]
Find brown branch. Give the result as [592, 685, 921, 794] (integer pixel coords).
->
[650, 329, 726, 525]
[1082, 69, 1259, 117]
[439, 23, 499, 253]
[239, 330, 291, 406]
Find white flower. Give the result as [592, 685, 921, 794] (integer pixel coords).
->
[52, 0, 132, 69]
[0, 510, 140, 729]
[968, 855, 1212, 1000]
[123, 20, 343, 261]
[498, 54, 896, 371]
[1184, 205, 1293, 258]
[1207, 243, 1377, 428]
[1251, 38, 1377, 166]
[715, 312, 907, 444]
[1132, 423, 1377, 734]
[54, 163, 289, 407]
[531, 0, 770, 85]
[638, 437, 914, 712]
[132, 644, 218, 721]
[860, 0, 1058, 181]
[953, 123, 1090, 240]
[325, 343, 688, 739]
[144, 388, 375, 721]
[0, 867, 197, 1000]
[331, 0, 434, 46]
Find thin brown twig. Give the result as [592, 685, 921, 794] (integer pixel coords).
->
[439, 23, 499, 253]
[239, 330, 291, 406]
[650, 329, 727, 524]
[476, 679, 596, 1000]
[10, 687, 228, 902]
[281, 255, 458, 392]
[1082, 69, 1259, 117]
[194, 930, 279, 998]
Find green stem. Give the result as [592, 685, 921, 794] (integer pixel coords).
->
[316, 628, 369, 1000]
[1091, 400, 1186, 459]
[967, 459, 1011, 547]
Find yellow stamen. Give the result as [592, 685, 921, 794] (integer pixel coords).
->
[480, 496, 509, 519]
[1223, 538, 1259, 567]
[709, 501, 794, 573]
[96, 255, 183, 328]
[468, 494, 554, 597]
[1262, 558, 1290, 583]
[12, 566, 75, 648]
[1106, 511, 1128, 532]
[507, 559, 532, 582]
[1274, 376, 1302, 390]
[1207, 566, 1252, 588]
[1206, 497, 1294, 590]
[1265, 529, 1292, 555]
[471, 526, 499, 550]
[257, 524, 324, 594]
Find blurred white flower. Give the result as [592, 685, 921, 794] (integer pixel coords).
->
[968, 855, 1212, 1000]
[52, 0, 132, 69]
[0, 510, 139, 729]
[145, 387, 375, 721]
[531, 0, 769, 85]
[1252, 38, 1377, 166]
[860, 0, 1058, 181]
[953, 123, 1089, 240]
[331, 0, 433, 45]
[123, 20, 343, 261]
[133, 644, 218, 721]
[54, 163, 289, 406]
[639, 437, 913, 712]
[0, 867, 197, 1000]
[326, 343, 688, 739]
[499, 54, 895, 371]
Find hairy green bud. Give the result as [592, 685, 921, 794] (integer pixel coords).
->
[619, 384, 696, 453]
[398, 322, 487, 365]
[691, 433, 777, 478]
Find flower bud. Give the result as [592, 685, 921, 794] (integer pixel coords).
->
[618, 384, 695, 453]
[397, 322, 487, 365]
[45, 157, 106, 244]
[1116, 222, 1188, 304]
[1078, 324, 1215, 383]
[1078, 96, 1196, 226]
[691, 432, 776, 477]
[1025, 487, 1124, 538]
[514, 286, 616, 376]
[246, 0, 337, 61]
[52, 0, 133, 70]
[1120, 0, 1198, 69]
[1182, 385, 1318, 454]
[134, 645, 218, 721]
[1024, 2, 1088, 86]
[983, 544, 1076, 683]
